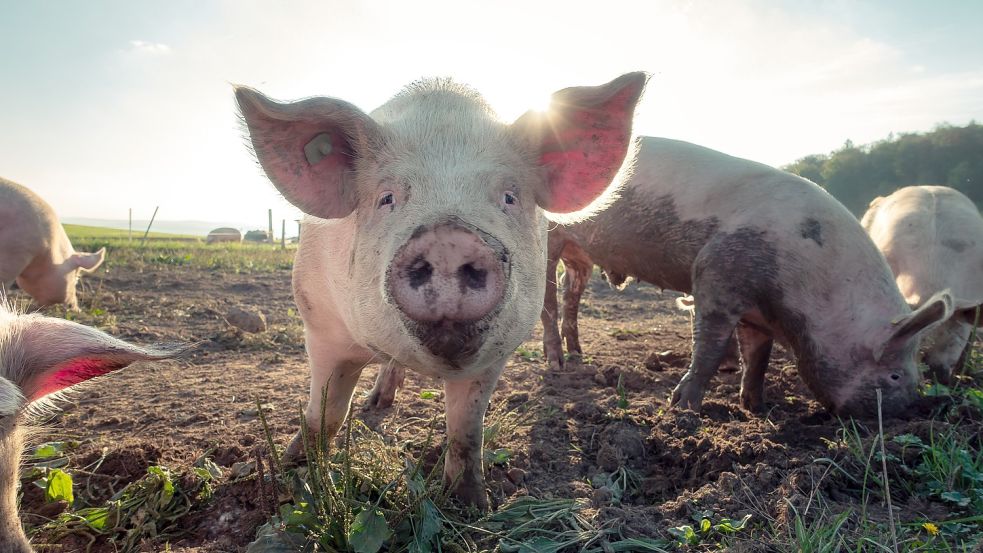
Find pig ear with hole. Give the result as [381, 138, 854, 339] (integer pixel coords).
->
[71, 247, 106, 273]
[8, 315, 187, 403]
[513, 72, 648, 214]
[874, 290, 955, 362]
[235, 87, 382, 219]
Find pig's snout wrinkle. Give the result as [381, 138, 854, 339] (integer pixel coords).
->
[390, 223, 507, 324]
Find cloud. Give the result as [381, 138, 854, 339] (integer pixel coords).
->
[128, 40, 170, 54]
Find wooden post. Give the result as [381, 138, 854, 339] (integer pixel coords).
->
[296, 220, 301, 242]
[281, 219, 286, 250]
[128, 208, 132, 241]
[268, 209, 274, 244]
[140, 206, 159, 247]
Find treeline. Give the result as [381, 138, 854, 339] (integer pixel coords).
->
[783, 122, 983, 215]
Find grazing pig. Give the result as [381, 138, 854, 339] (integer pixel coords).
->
[236, 73, 647, 508]
[0, 301, 183, 552]
[542, 137, 953, 417]
[861, 186, 983, 383]
[0, 178, 106, 310]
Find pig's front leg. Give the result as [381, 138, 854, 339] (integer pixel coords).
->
[284, 332, 372, 461]
[364, 363, 405, 410]
[443, 360, 504, 510]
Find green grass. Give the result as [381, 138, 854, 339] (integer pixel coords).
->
[64, 225, 296, 273]
[63, 223, 197, 240]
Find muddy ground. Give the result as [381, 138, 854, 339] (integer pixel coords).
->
[13, 263, 983, 552]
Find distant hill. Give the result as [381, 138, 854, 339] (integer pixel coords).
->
[783, 122, 982, 216]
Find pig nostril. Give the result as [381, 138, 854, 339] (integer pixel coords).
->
[457, 263, 488, 291]
[407, 257, 433, 289]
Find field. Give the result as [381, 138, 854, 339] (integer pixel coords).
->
[11, 231, 983, 552]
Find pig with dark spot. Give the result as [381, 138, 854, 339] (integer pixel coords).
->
[0, 178, 106, 310]
[861, 186, 983, 383]
[235, 73, 646, 509]
[542, 137, 953, 417]
[0, 301, 184, 552]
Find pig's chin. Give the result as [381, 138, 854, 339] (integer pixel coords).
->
[409, 318, 491, 368]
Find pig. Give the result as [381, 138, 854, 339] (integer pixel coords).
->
[537, 137, 953, 416]
[861, 185, 983, 384]
[235, 73, 647, 508]
[0, 300, 184, 552]
[0, 178, 106, 310]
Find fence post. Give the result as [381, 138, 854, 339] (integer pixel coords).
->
[268, 209, 274, 245]
[281, 219, 286, 250]
[140, 206, 159, 247]
[128, 208, 132, 242]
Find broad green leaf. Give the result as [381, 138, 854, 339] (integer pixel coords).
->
[349, 508, 392, 553]
[32, 442, 66, 459]
[80, 507, 110, 530]
[941, 490, 971, 507]
[700, 518, 711, 533]
[44, 469, 74, 505]
[715, 514, 752, 533]
[148, 466, 176, 509]
[409, 499, 442, 553]
[487, 448, 512, 465]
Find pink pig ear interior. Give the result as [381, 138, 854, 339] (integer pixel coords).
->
[514, 72, 648, 214]
[72, 247, 106, 273]
[7, 314, 187, 403]
[235, 86, 382, 220]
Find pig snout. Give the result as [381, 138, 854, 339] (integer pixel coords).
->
[389, 222, 508, 362]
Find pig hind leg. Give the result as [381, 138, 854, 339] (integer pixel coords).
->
[737, 322, 774, 413]
[671, 238, 759, 411]
[560, 245, 593, 358]
[541, 237, 565, 369]
[364, 363, 406, 410]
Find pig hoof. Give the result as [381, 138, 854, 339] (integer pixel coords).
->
[281, 431, 309, 466]
[452, 485, 490, 513]
[669, 385, 704, 413]
[363, 388, 396, 411]
[739, 393, 764, 414]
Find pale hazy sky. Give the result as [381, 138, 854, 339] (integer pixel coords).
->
[1, 0, 981, 223]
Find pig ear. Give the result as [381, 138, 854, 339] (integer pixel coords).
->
[875, 290, 955, 362]
[513, 72, 648, 214]
[235, 86, 381, 219]
[8, 314, 187, 403]
[72, 248, 106, 273]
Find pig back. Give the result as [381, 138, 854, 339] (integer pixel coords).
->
[559, 137, 871, 297]
[865, 186, 983, 307]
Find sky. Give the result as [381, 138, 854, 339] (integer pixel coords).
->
[1, 0, 981, 225]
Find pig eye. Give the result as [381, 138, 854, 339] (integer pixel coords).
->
[377, 191, 395, 209]
[503, 191, 517, 206]
[889, 373, 901, 382]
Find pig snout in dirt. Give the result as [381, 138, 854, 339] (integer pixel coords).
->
[236, 72, 647, 509]
[0, 300, 186, 552]
[862, 185, 983, 384]
[0, 178, 106, 310]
